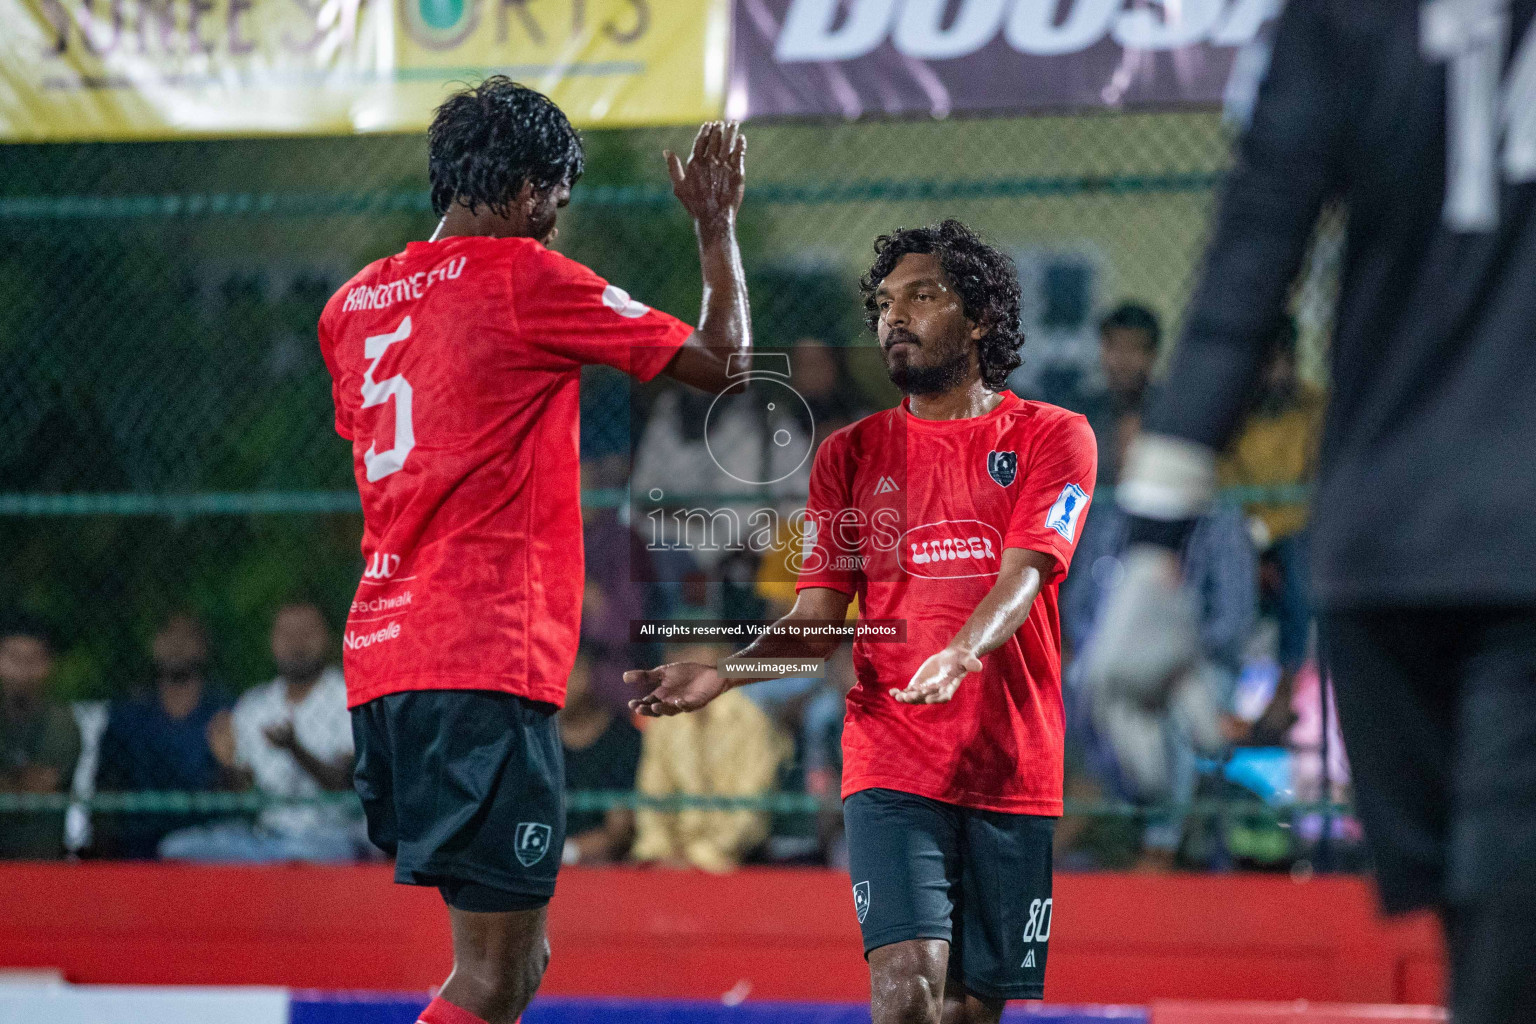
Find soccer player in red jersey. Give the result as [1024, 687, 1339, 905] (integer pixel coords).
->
[628, 220, 1096, 1024]
[318, 79, 749, 1024]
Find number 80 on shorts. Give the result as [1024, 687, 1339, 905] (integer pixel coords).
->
[1022, 897, 1052, 944]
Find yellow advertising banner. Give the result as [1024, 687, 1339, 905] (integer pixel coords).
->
[0, 0, 729, 140]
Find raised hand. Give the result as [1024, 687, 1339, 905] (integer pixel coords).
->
[625, 661, 729, 717]
[890, 647, 983, 705]
[665, 121, 746, 233]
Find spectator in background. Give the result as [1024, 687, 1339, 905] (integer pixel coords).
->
[160, 603, 359, 862]
[786, 336, 867, 437]
[0, 618, 78, 859]
[1065, 424, 1257, 869]
[96, 613, 233, 858]
[1081, 302, 1162, 484]
[631, 644, 790, 873]
[632, 337, 858, 503]
[559, 650, 641, 866]
[1218, 315, 1324, 743]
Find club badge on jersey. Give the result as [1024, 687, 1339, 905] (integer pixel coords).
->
[987, 450, 1018, 486]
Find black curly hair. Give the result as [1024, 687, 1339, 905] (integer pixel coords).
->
[860, 219, 1024, 392]
[428, 77, 585, 218]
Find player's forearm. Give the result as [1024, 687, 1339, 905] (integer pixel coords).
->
[724, 587, 850, 686]
[694, 215, 750, 366]
[947, 566, 1043, 660]
[734, 620, 841, 668]
[726, 610, 843, 688]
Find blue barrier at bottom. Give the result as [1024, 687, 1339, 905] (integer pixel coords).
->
[287, 994, 1149, 1024]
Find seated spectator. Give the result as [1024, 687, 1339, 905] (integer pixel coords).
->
[1079, 302, 1162, 484]
[631, 644, 790, 873]
[0, 617, 79, 859]
[96, 613, 234, 858]
[559, 650, 641, 865]
[1219, 315, 1325, 742]
[160, 603, 360, 863]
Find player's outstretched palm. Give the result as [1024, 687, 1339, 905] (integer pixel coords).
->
[666, 121, 746, 228]
[891, 647, 983, 705]
[626, 662, 728, 717]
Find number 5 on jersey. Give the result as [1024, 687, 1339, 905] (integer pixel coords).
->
[362, 316, 415, 482]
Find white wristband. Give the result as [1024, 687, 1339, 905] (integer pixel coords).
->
[1116, 433, 1219, 520]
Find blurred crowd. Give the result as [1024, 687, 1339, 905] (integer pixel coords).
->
[1, 314, 1362, 873]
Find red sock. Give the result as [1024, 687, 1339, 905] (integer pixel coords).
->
[416, 996, 495, 1024]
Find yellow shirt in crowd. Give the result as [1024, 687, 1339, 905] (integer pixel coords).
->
[631, 689, 791, 874]
[1218, 383, 1327, 546]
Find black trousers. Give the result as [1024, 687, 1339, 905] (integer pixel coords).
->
[1322, 607, 1536, 1023]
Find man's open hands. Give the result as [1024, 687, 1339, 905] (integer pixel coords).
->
[666, 121, 746, 236]
[626, 662, 729, 717]
[890, 647, 983, 705]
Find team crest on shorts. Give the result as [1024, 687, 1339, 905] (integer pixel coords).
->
[987, 450, 1017, 487]
[852, 880, 871, 923]
[515, 822, 552, 867]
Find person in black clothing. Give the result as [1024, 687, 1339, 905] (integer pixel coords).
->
[96, 613, 233, 858]
[1087, 3, 1536, 1021]
[558, 651, 641, 866]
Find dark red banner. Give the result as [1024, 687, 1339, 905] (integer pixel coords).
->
[728, 0, 1281, 119]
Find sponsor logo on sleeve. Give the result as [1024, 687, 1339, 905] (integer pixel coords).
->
[515, 822, 553, 867]
[602, 284, 651, 319]
[1046, 484, 1088, 542]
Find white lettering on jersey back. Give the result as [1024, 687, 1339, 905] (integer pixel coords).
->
[342, 257, 467, 312]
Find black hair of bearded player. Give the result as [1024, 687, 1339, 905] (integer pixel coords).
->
[859, 219, 1025, 392]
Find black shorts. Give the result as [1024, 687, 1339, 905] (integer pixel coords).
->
[844, 787, 1055, 1001]
[351, 689, 565, 912]
[1322, 607, 1536, 912]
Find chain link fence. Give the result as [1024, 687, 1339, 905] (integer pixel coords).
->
[1, 111, 1247, 695]
[1, 108, 1359, 868]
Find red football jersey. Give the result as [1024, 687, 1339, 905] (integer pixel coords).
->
[796, 392, 1096, 814]
[319, 235, 691, 709]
